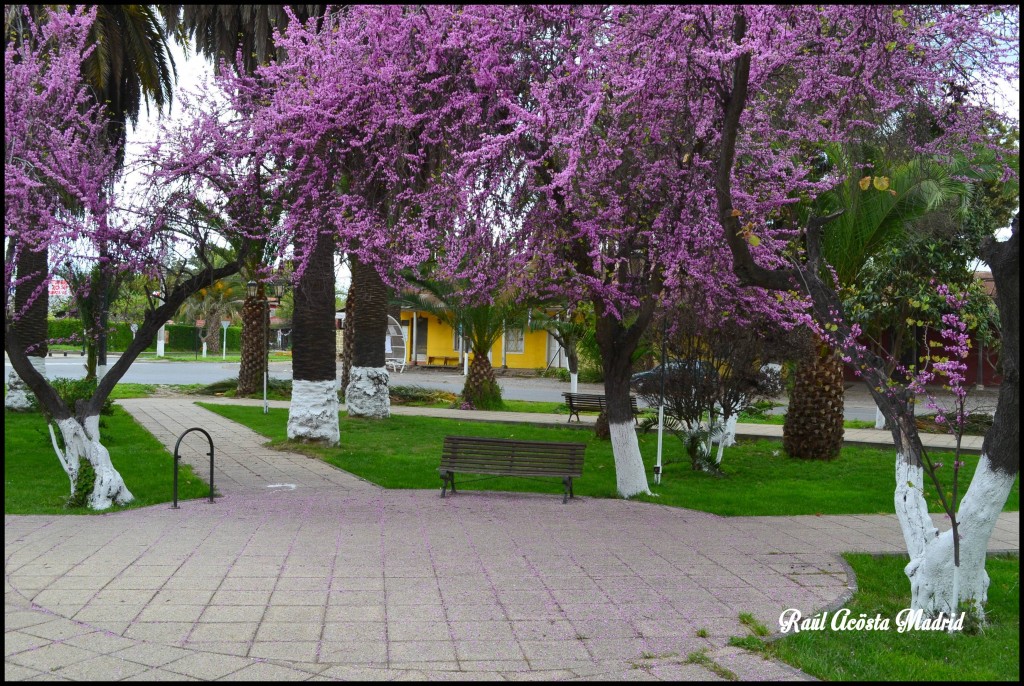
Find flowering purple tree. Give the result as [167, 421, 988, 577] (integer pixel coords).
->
[446, 4, 1016, 615]
[218, 6, 504, 430]
[906, 284, 982, 615]
[704, 6, 1018, 619]
[5, 7, 259, 509]
[453, 6, 807, 498]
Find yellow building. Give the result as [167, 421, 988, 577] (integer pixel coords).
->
[397, 308, 568, 371]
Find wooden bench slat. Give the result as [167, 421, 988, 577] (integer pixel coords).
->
[439, 435, 586, 503]
[442, 451, 584, 459]
[440, 461, 583, 471]
[441, 458, 582, 466]
[439, 465, 580, 475]
[441, 458, 583, 466]
[562, 392, 639, 423]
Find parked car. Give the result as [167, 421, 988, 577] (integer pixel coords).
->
[630, 358, 719, 394]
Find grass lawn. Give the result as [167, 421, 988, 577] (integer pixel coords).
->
[4, 407, 214, 515]
[132, 351, 293, 363]
[108, 383, 159, 399]
[197, 404, 1018, 516]
[762, 553, 1020, 681]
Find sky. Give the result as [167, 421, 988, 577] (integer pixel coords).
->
[122, 40, 352, 298]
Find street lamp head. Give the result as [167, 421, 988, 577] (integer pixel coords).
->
[247, 280, 258, 299]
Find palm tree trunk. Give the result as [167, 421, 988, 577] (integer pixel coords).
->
[463, 349, 502, 409]
[783, 333, 845, 460]
[236, 284, 265, 396]
[286, 231, 339, 444]
[345, 255, 390, 418]
[6, 244, 49, 410]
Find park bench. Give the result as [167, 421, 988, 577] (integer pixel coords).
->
[562, 392, 639, 423]
[439, 435, 586, 504]
[427, 355, 457, 366]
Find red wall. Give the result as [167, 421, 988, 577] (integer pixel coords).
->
[842, 330, 1002, 387]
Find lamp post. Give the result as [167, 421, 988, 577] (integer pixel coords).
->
[220, 319, 230, 360]
[249, 280, 287, 414]
[152, 291, 165, 357]
[655, 317, 667, 485]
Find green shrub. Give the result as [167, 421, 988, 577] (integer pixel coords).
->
[29, 377, 113, 417]
[193, 377, 293, 400]
[539, 367, 571, 382]
[464, 377, 504, 410]
[389, 385, 458, 405]
[47, 318, 86, 346]
[739, 400, 780, 421]
[65, 457, 96, 509]
[166, 324, 202, 351]
[48, 319, 157, 353]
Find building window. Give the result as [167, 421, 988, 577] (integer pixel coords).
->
[505, 328, 524, 354]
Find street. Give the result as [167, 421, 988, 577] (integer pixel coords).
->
[5, 353, 999, 422]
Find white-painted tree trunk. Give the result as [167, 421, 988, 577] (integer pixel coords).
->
[875, 404, 887, 430]
[896, 454, 1015, 620]
[5, 356, 46, 411]
[609, 420, 652, 498]
[570, 372, 578, 394]
[52, 416, 134, 509]
[712, 412, 738, 448]
[345, 366, 390, 419]
[287, 378, 340, 445]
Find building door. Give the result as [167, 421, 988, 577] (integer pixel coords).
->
[415, 317, 428, 362]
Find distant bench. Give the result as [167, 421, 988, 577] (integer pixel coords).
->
[562, 392, 639, 423]
[439, 435, 586, 504]
[427, 355, 457, 366]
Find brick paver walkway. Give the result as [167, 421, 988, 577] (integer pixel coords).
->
[5, 398, 1017, 681]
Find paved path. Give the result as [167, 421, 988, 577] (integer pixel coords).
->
[5, 399, 1017, 681]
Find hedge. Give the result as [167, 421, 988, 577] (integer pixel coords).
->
[47, 319, 246, 353]
[47, 319, 155, 352]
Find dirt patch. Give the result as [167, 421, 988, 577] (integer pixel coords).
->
[149, 385, 195, 399]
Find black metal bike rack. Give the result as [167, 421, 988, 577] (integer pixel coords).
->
[173, 427, 215, 508]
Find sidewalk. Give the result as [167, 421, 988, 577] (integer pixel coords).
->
[5, 397, 1017, 681]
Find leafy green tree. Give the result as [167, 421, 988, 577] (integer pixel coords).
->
[527, 303, 591, 392]
[398, 277, 528, 410]
[784, 147, 992, 458]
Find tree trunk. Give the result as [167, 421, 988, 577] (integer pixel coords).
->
[568, 349, 579, 394]
[462, 349, 501, 409]
[6, 240, 254, 511]
[896, 217, 1019, 621]
[345, 255, 390, 418]
[339, 278, 356, 396]
[51, 414, 134, 510]
[595, 314, 651, 498]
[783, 333, 845, 460]
[236, 286, 265, 396]
[896, 449, 1014, 619]
[287, 231, 340, 444]
[716, 45, 1018, 619]
[6, 245, 49, 410]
